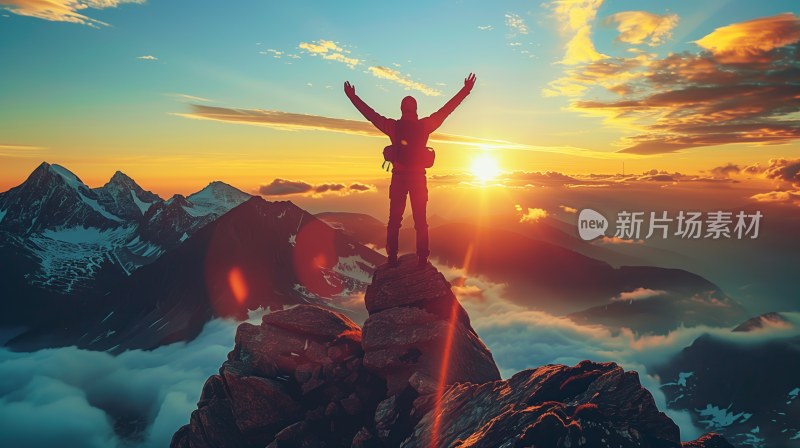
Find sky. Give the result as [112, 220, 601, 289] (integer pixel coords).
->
[1, 0, 799, 206]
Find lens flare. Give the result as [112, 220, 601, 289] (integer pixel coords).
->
[227, 267, 248, 304]
[430, 298, 460, 448]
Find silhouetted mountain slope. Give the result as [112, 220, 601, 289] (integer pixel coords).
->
[421, 222, 738, 320]
[656, 315, 800, 448]
[93, 170, 161, 221]
[568, 290, 748, 334]
[317, 214, 742, 330]
[172, 255, 731, 448]
[732, 312, 792, 332]
[7, 197, 384, 352]
[316, 211, 386, 248]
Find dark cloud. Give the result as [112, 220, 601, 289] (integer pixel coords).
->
[259, 178, 376, 197]
[314, 183, 346, 193]
[764, 158, 800, 186]
[349, 183, 374, 192]
[710, 163, 741, 179]
[259, 178, 313, 196]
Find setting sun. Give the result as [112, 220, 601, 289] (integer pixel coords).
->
[471, 154, 501, 182]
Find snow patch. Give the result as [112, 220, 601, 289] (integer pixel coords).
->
[130, 190, 153, 215]
[788, 387, 799, 404]
[50, 164, 83, 189]
[186, 182, 250, 217]
[695, 404, 752, 428]
[0, 208, 6, 224]
[332, 255, 373, 284]
[664, 371, 694, 388]
[40, 226, 131, 245]
[79, 192, 123, 222]
[28, 226, 135, 293]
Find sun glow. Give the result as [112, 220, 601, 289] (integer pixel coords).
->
[470, 153, 500, 182]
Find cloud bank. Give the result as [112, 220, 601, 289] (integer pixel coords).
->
[546, 5, 800, 154]
[0, 316, 246, 447]
[259, 178, 376, 197]
[437, 262, 800, 442]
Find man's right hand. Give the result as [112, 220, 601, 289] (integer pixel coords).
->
[464, 73, 476, 92]
[344, 81, 356, 98]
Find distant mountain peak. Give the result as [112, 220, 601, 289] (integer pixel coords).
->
[24, 161, 87, 191]
[191, 180, 249, 197]
[108, 170, 136, 186]
[185, 181, 251, 217]
[732, 311, 793, 332]
[49, 163, 86, 189]
[166, 194, 191, 207]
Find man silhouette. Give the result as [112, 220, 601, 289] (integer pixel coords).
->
[344, 73, 476, 267]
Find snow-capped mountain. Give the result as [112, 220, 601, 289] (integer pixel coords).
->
[0, 162, 252, 296]
[138, 181, 251, 247]
[0, 162, 126, 234]
[8, 197, 385, 353]
[93, 170, 161, 221]
[656, 313, 800, 448]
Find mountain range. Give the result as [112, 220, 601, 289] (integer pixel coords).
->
[0, 162, 251, 298]
[1, 162, 383, 352]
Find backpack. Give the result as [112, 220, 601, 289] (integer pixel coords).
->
[382, 120, 435, 172]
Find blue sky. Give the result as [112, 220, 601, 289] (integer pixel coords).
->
[1, 0, 799, 196]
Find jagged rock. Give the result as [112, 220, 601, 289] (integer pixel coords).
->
[171, 305, 385, 448]
[172, 260, 735, 448]
[362, 254, 501, 395]
[403, 360, 682, 447]
[681, 433, 736, 448]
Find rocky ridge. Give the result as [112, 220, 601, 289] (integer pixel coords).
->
[172, 254, 733, 447]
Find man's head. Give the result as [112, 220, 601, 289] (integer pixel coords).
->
[401, 95, 417, 115]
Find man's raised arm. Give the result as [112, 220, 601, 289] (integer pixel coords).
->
[344, 81, 393, 136]
[425, 73, 476, 132]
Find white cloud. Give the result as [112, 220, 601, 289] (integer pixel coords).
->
[612, 287, 667, 302]
[607, 11, 679, 46]
[514, 204, 549, 223]
[137, 55, 158, 61]
[549, 0, 607, 64]
[298, 39, 359, 68]
[0, 314, 265, 447]
[367, 66, 441, 97]
[505, 12, 528, 35]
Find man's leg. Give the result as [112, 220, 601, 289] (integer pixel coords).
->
[386, 175, 407, 264]
[409, 174, 429, 265]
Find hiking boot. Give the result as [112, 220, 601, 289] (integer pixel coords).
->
[417, 256, 428, 267]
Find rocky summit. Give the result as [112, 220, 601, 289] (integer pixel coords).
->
[172, 255, 734, 447]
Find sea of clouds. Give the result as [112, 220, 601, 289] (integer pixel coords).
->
[1, 265, 798, 447]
